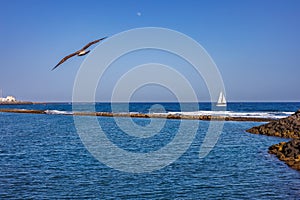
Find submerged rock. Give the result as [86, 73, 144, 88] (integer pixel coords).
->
[246, 110, 300, 138]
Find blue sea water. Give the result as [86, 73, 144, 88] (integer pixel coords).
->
[0, 102, 300, 199]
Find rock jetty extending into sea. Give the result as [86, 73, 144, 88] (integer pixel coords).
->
[247, 109, 300, 171]
[0, 108, 276, 122]
[246, 110, 300, 138]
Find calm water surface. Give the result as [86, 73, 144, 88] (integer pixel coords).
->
[0, 103, 300, 199]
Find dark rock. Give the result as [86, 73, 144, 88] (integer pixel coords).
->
[268, 139, 300, 171]
[248, 110, 300, 171]
[246, 109, 300, 139]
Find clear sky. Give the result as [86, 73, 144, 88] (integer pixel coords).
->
[0, 0, 299, 102]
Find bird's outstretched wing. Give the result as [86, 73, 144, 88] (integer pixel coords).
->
[81, 36, 107, 50]
[52, 52, 78, 71]
[52, 36, 107, 71]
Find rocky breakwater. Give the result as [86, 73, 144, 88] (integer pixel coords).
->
[0, 108, 275, 122]
[246, 109, 300, 138]
[247, 109, 300, 171]
[268, 140, 300, 170]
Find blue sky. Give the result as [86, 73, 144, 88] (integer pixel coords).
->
[0, 0, 299, 102]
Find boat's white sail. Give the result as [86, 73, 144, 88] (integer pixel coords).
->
[216, 92, 226, 106]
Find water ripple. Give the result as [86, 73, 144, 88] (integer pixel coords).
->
[1, 110, 300, 199]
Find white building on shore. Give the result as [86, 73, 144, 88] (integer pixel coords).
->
[0, 96, 17, 102]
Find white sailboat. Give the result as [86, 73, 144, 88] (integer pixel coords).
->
[216, 92, 226, 106]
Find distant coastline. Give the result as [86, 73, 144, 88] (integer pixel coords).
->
[0, 95, 35, 105]
[0, 101, 34, 105]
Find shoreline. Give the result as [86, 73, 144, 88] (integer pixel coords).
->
[0, 101, 49, 105]
[0, 108, 276, 122]
[268, 140, 300, 171]
[247, 109, 300, 171]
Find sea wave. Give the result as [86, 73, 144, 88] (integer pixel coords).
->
[1, 108, 293, 119]
[165, 111, 294, 119]
[45, 110, 73, 115]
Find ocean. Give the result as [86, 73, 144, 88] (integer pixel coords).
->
[1, 102, 300, 199]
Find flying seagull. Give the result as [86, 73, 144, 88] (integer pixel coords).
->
[52, 36, 107, 70]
